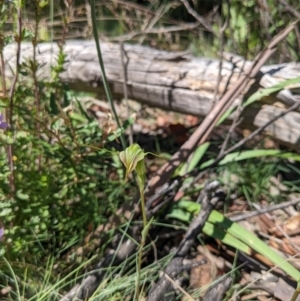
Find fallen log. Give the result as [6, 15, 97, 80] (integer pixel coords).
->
[3, 41, 300, 148]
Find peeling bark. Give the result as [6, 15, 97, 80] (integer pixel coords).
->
[3, 41, 300, 147]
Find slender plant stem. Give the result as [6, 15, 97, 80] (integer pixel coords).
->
[32, 2, 42, 170]
[290, 286, 300, 301]
[3, 257, 21, 301]
[90, 0, 126, 149]
[140, 189, 147, 229]
[7, 1, 23, 195]
[136, 240, 143, 301]
[136, 189, 147, 301]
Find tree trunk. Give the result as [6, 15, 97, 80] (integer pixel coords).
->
[3, 41, 300, 148]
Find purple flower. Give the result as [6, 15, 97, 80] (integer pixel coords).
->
[0, 114, 8, 130]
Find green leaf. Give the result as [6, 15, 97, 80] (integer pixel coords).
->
[119, 144, 145, 180]
[122, 115, 136, 131]
[136, 159, 146, 189]
[88, 183, 96, 188]
[0, 208, 12, 216]
[167, 206, 251, 254]
[106, 115, 135, 142]
[218, 76, 300, 125]
[178, 142, 210, 176]
[142, 217, 153, 242]
[107, 128, 125, 142]
[170, 199, 300, 282]
[16, 191, 29, 201]
[75, 97, 93, 122]
[69, 112, 87, 123]
[166, 208, 193, 223]
[208, 209, 300, 281]
[203, 221, 251, 255]
[200, 149, 300, 170]
[63, 85, 71, 107]
[15, 131, 28, 138]
[54, 186, 68, 199]
[174, 199, 200, 214]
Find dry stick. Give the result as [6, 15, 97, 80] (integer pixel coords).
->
[110, 22, 201, 42]
[230, 197, 300, 222]
[32, 6, 42, 171]
[184, 0, 226, 170]
[294, 25, 300, 55]
[213, 99, 300, 165]
[7, 5, 23, 195]
[202, 274, 232, 301]
[163, 273, 196, 301]
[180, 0, 213, 32]
[85, 0, 92, 35]
[145, 21, 298, 199]
[110, 0, 195, 35]
[147, 183, 222, 301]
[187, 99, 300, 193]
[276, 0, 300, 56]
[277, 0, 300, 19]
[218, 52, 248, 156]
[139, 0, 167, 45]
[199, 22, 295, 145]
[60, 238, 137, 301]
[218, 98, 244, 157]
[120, 42, 133, 145]
[212, 16, 299, 125]
[212, 5, 229, 106]
[275, 223, 300, 252]
[0, 48, 7, 104]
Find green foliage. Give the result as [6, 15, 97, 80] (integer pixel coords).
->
[167, 198, 300, 282]
[119, 143, 150, 301]
[221, 159, 278, 204]
[0, 1, 136, 298]
[4, 0, 300, 61]
[196, 0, 300, 60]
[0, 39, 129, 263]
[219, 76, 300, 125]
[2, 1, 300, 300]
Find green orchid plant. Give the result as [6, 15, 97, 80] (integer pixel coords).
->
[119, 143, 153, 300]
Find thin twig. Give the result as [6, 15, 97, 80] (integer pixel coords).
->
[163, 272, 196, 301]
[180, 0, 213, 32]
[32, 3, 42, 170]
[138, 0, 168, 45]
[90, 0, 127, 149]
[212, 0, 229, 105]
[211, 99, 300, 168]
[230, 197, 300, 222]
[120, 42, 133, 145]
[145, 21, 298, 199]
[277, 0, 300, 19]
[202, 274, 232, 301]
[110, 22, 202, 42]
[0, 40, 7, 103]
[218, 100, 244, 158]
[147, 182, 222, 301]
[7, 3, 23, 195]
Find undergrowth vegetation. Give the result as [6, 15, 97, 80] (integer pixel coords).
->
[1, 1, 300, 301]
[0, 0, 133, 290]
